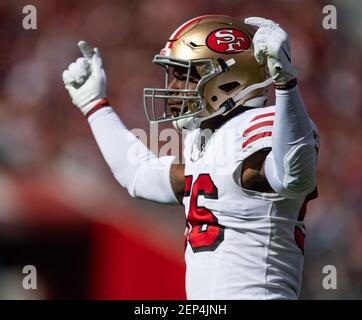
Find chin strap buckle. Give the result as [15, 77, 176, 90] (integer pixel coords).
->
[220, 98, 236, 112]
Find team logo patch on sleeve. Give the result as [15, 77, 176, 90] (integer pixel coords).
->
[206, 28, 250, 54]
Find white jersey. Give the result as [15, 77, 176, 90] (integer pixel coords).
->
[182, 105, 318, 300]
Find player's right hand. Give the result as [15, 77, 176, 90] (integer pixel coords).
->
[62, 41, 107, 116]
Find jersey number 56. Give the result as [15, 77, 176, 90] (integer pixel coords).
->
[184, 174, 224, 253]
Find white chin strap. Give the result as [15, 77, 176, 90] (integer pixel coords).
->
[173, 77, 273, 131]
[243, 96, 268, 107]
[232, 77, 273, 106]
[173, 116, 198, 132]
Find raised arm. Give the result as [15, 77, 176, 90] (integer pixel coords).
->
[62, 41, 184, 204]
[244, 18, 318, 199]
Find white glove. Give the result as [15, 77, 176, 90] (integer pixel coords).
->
[62, 41, 107, 115]
[244, 17, 299, 84]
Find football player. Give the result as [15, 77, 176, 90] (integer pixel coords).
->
[63, 16, 319, 299]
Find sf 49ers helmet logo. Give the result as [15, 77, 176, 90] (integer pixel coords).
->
[206, 28, 250, 54]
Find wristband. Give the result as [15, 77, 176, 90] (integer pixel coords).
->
[85, 98, 110, 118]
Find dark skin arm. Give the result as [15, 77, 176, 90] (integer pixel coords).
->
[170, 149, 273, 203]
[170, 163, 187, 204]
[240, 149, 274, 193]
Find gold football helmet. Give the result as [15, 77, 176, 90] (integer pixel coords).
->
[144, 15, 272, 131]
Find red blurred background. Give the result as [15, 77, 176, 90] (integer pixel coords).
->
[0, 0, 361, 299]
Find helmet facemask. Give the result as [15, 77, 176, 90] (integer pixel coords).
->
[144, 55, 234, 131]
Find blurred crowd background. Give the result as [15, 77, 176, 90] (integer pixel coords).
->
[0, 0, 361, 299]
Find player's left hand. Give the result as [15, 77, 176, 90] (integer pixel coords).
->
[244, 17, 299, 84]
